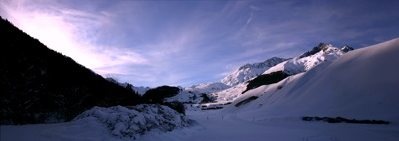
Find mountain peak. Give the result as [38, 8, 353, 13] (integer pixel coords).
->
[238, 57, 286, 70]
[264, 43, 351, 75]
[299, 42, 334, 58]
[221, 57, 287, 86]
[341, 45, 354, 52]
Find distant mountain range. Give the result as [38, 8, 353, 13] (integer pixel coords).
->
[221, 57, 288, 86]
[226, 38, 399, 122]
[167, 42, 354, 104]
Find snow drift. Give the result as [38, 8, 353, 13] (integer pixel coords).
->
[74, 104, 191, 139]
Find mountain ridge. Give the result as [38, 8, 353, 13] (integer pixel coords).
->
[0, 17, 142, 124]
[221, 57, 287, 86]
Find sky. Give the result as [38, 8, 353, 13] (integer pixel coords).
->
[1, 0, 398, 87]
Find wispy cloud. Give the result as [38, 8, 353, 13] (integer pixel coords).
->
[1, 0, 398, 87]
[0, 0, 147, 74]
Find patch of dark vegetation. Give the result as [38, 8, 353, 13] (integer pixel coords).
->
[0, 17, 143, 124]
[235, 96, 258, 107]
[242, 71, 289, 94]
[200, 93, 214, 104]
[201, 106, 223, 110]
[141, 86, 186, 114]
[223, 102, 232, 105]
[302, 116, 390, 125]
[142, 86, 180, 103]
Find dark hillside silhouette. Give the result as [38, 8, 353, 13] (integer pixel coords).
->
[0, 17, 142, 124]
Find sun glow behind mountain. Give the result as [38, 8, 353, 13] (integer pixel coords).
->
[0, 1, 147, 73]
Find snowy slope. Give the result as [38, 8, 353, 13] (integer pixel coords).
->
[165, 90, 202, 104]
[264, 43, 351, 75]
[229, 38, 399, 121]
[211, 83, 247, 102]
[166, 82, 230, 104]
[211, 44, 351, 103]
[183, 44, 347, 104]
[185, 82, 230, 94]
[222, 57, 287, 86]
[178, 57, 285, 104]
[164, 83, 230, 104]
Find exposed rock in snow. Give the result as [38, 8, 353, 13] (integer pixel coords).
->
[221, 57, 287, 86]
[264, 44, 350, 75]
[74, 104, 191, 139]
[341, 45, 354, 52]
[298, 43, 332, 58]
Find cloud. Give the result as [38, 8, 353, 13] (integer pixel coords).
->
[249, 5, 261, 11]
[1, 0, 210, 87]
[0, 0, 147, 74]
[245, 12, 253, 27]
[1, 0, 398, 87]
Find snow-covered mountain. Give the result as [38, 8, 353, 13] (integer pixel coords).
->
[221, 57, 287, 86]
[210, 43, 353, 103]
[227, 38, 399, 121]
[185, 82, 230, 94]
[171, 57, 286, 104]
[173, 43, 353, 105]
[264, 43, 353, 75]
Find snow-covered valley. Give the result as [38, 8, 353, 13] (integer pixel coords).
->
[2, 110, 399, 141]
[141, 110, 399, 141]
[2, 0, 399, 139]
[2, 38, 399, 141]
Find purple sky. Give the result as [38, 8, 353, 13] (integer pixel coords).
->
[1, 0, 398, 87]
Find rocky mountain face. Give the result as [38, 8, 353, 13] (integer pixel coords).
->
[221, 57, 287, 86]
